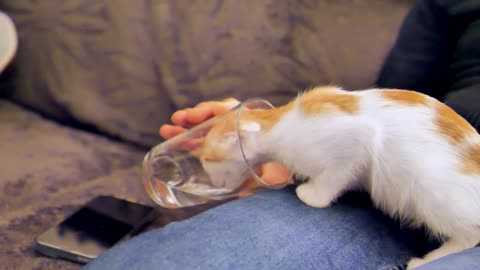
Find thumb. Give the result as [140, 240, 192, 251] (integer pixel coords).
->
[259, 162, 293, 186]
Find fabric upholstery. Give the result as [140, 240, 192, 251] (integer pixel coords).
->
[1, 0, 412, 148]
[0, 100, 147, 269]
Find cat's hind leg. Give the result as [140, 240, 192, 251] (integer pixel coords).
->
[406, 237, 480, 269]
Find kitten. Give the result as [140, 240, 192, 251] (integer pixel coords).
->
[200, 86, 480, 269]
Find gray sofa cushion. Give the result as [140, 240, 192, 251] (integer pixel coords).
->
[0, 100, 149, 269]
[0, 0, 412, 148]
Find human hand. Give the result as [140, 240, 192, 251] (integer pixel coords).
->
[159, 98, 294, 196]
[159, 98, 240, 140]
[239, 162, 294, 198]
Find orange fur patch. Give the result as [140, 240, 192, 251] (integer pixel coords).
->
[435, 102, 477, 145]
[201, 113, 237, 161]
[245, 102, 294, 131]
[299, 87, 359, 115]
[381, 89, 430, 106]
[201, 103, 293, 160]
[201, 141, 226, 162]
[461, 143, 480, 174]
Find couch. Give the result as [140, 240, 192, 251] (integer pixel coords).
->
[0, 0, 413, 269]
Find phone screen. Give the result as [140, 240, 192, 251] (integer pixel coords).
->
[35, 195, 158, 264]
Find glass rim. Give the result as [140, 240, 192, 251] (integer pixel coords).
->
[236, 98, 293, 189]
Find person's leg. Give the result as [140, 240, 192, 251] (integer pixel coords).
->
[415, 247, 480, 270]
[83, 187, 430, 270]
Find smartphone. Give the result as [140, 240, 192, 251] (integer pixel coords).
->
[34, 195, 159, 264]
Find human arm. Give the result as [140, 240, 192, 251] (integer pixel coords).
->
[377, 0, 480, 131]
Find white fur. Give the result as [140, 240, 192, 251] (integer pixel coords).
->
[238, 87, 480, 269]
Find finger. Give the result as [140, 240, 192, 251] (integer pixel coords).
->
[171, 110, 189, 127]
[159, 125, 187, 140]
[195, 101, 217, 109]
[171, 98, 240, 129]
[196, 98, 239, 114]
[194, 98, 238, 109]
[211, 103, 234, 116]
[225, 97, 241, 105]
[193, 101, 234, 121]
[238, 177, 262, 198]
[186, 106, 215, 125]
[259, 162, 293, 186]
[215, 98, 240, 114]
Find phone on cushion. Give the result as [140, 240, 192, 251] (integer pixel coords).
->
[34, 195, 158, 264]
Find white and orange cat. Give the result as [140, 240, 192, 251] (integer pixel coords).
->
[200, 86, 480, 269]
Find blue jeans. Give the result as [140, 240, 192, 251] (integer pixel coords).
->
[83, 187, 480, 270]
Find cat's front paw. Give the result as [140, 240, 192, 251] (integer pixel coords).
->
[295, 184, 334, 208]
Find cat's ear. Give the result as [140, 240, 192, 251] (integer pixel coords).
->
[215, 121, 261, 149]
[218, 131, 238, 146]
[238, 121, 261, 148]
[217, 131, 256, 148]
[240, 122, 261, 133]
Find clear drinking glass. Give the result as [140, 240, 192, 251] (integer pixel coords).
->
[143, 98, 292, 208]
